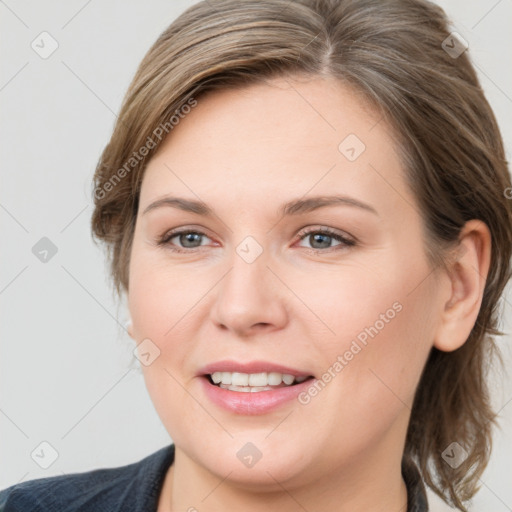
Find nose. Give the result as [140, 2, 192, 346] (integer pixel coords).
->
[209, 245, 289, 338]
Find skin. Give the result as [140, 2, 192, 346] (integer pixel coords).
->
[126, 75, 491, 512]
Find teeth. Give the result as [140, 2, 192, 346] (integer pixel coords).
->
[209, 371, 309, 388]
[268, 372, 282, 385]
[248, 372, 267, 386]
[232, 372, 249, 386]
[282, 374, 294, 385]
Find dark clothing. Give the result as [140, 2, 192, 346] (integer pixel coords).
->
[0, 444, 429, 511]
[0, 445, 174, 512]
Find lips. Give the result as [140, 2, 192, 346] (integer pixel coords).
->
[197, 360, 316, 414]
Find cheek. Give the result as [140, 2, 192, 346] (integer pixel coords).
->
[299, 255, 436, 415]
[127, 257, 206, 441]
[127, 251, 195, 391]
[128, 248, 206, 340]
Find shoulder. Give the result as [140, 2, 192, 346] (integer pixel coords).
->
[0, 444, 175, 512]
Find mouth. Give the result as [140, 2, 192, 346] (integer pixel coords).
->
[198, 362, 317, 414]
[203, 371, 315, 392]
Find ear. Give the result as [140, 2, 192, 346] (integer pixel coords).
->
[125, 320, 134, 339]
[433, 219, 492, 352]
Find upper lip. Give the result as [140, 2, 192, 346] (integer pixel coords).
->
[198, 360, 314, 378]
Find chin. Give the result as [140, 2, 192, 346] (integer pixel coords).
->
[188, 433, 317, 490]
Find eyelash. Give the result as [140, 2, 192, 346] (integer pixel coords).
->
[157, 226, 356, 254]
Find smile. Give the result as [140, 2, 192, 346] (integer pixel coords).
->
[198, 362, 316, 415]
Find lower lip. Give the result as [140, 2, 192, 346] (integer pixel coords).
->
[199, 376, 315, 415]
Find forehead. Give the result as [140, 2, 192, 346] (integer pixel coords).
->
[156, 75, 386, 157]
[140, 76, 409, 217]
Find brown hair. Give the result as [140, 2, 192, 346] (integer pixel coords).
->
[90, 0, 512, 509]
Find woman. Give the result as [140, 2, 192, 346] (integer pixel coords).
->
[1, 0, 511, 510]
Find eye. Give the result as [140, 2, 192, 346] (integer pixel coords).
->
[158, 229, 213, 253]
[295, 227, 356, 252]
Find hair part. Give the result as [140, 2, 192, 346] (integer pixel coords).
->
[90, 0, 512, 509]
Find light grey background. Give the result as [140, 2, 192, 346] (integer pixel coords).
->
[1, 1, 511, 510]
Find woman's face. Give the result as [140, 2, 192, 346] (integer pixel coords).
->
[128, 76, 446, 488]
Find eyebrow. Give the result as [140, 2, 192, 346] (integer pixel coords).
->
[142, 194, 379, 217]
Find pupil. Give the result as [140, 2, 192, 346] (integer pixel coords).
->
[311, 233, 330, 249]
[181, 233, 200, 247]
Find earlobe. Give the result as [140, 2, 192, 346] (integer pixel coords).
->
[125, 320, 134, 339]
[433, 220, 492, 353]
